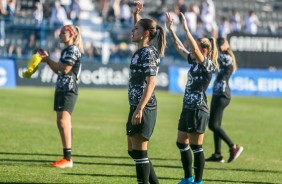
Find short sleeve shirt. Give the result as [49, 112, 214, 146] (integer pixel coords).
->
[212, 53, 233, 99]
[56, 45, 81, 93]
[128, 46, 160, 110]
[183, 54, 216, 112]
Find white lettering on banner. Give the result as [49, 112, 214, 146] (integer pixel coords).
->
[40, 65, 57, 83]
[80, 67, 129, 85]
[230, 36, 282, 52]
[0, 67, 7, 86]
[230, 77, 282, 92]
[157, 73, 169, 87]
[79, 67, 169, 87]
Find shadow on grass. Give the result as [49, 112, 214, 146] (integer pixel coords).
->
[0, 151, 177, 161]
[64, 173, 277, 184]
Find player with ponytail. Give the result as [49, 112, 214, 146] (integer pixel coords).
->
[39, 24, 84, 168]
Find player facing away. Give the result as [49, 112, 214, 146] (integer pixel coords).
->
[126, 1, 166, 183]
[39, 25, 84, 168]
[166, 12, 218, 184]
[206, 37, 243, 163]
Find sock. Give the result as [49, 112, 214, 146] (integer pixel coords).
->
[149, 160, 159, 184]
[63, 148, 72, 161]
[128, 150, 135, 159]
[177, 142, 193, 179]
[133, 150, 150, 184]
[190, 144, 205, 182]
[129, 150, 159, 183]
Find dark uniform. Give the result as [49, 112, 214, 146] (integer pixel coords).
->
[54, 45, 81, 114]
[178, 54, 216, 133]
[126, 46, 160, 140]
[209, 53, 234, 140]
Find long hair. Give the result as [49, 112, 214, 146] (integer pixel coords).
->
[138, 18, 166, 57]
[217, 37, 237, 73]
[197, 37, 219, 69]
[64, 25, 84, 54]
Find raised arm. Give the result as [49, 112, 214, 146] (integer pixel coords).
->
[166, 12, 189, 59]
[133, 1, 143, 25]
[180, 12, 204, 64]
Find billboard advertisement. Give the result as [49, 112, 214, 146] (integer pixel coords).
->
[169, 66, 282, 97]
[16, 61, 169, 90]
[0, 59, 16, 88]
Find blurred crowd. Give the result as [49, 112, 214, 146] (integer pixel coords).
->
[0, 0, 282, 62]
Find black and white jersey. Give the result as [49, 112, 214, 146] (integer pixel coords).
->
[212, 53, 233, 99]
[56, 45, 81, 93]
[128, 46, 160, 110]
[183, 54, 216, 112]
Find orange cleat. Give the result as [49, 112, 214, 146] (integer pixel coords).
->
[51, 158, 73, 168]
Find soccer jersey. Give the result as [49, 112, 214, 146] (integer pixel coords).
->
[56, 45, 81, 94]
[183, 54, 216, 112]
[128, 46, 160, 110]
[212, 53, 233, 99]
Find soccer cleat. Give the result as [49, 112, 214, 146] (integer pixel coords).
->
[205, 154, 225, 163]
[178, 177, 194, 184]
[51, 158, 73, 168]
[228, 145, 244, 163]
[192, 182, 203, 184]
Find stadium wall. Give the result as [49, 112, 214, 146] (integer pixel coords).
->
[0, 59, 280, 98]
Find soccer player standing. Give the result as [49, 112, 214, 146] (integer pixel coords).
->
[166, 12, 218, 184]
[126, 1, 166, 183]
[39, 25, 84, 168]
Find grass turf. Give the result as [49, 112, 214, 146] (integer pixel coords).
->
[0, 87, 281, 183]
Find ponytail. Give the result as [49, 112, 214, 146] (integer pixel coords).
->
[208, 38, 219, 70]
[74, 26, 84, 54]
[227, 48, 237, 73]
[155, 25, 166, 57]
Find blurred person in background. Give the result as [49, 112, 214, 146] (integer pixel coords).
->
[166, 11, 218, 184]
[39, 24, 84, 168]
[230, 9, 242, 33]
[206, 38, 243, 163]
[126, 1, 166, 183]
[244, 10, 260, 35]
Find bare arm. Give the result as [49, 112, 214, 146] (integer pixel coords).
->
[132, 76, 156, 125]
[166, 12, 189, 59]
[133, 1, 143, 25]
[39, 49, 72, 74]
[180, 12, 204, 64]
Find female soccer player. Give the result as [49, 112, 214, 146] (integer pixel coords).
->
[39, 25, 84, 168]
[166, 12, 218, 184]
[206, 38, 243, 163]
[126, 1, 166, 183]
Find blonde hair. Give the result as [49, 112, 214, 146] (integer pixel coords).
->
[64, 25, 84, 54]
[138, 19, 167, 57]
[198, 37, 218, 69]
[217, 38, 237, 73]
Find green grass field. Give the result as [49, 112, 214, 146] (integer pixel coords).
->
[0, 87, 281, 184]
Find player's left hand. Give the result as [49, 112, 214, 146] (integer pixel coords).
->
[131, 109, 143, 125]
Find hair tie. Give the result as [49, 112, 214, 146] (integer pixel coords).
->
[65, 25, 76, 37]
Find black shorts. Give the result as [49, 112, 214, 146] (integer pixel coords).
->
[54, 91, 78, 114]
[126, 106, 157, 140]
[178, 108, 209, 133]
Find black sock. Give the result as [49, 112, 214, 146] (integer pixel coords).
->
[190, 144, 205, 182]
[129, 150, 158, 183]
[63, 148, 72, 161]
[133, 150, 150, 184]
[128, 150, 135, 159]
[176, 142, 193, 179]
[149, 160, 159, 184]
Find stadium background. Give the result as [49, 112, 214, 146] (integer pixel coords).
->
[0, 0, 282, 93]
